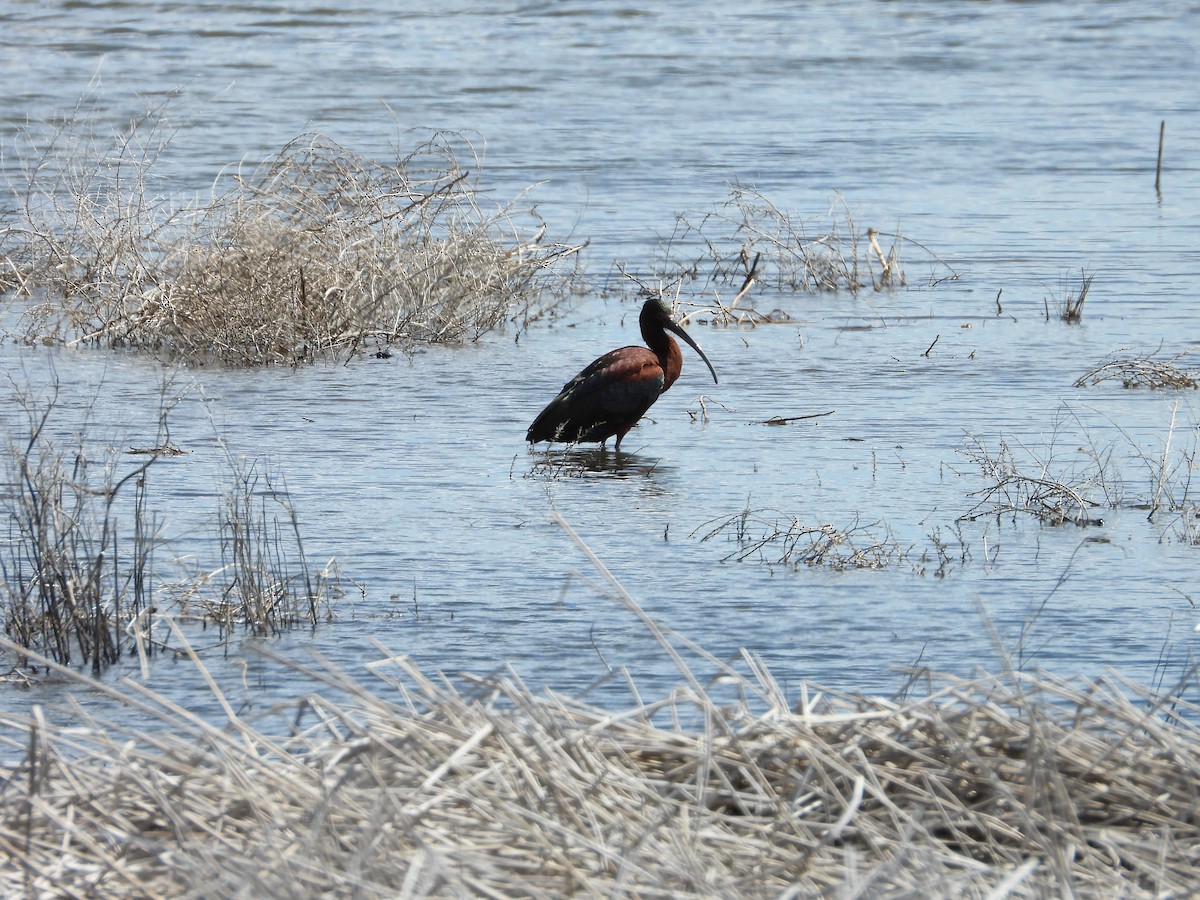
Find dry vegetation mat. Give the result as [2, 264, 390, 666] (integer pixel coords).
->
[3, 507, 1198, 900]
[1, 629, 1198, 898]
[1, 113, 582, 365]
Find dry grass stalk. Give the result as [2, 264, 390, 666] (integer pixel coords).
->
[1044, 270, 1094, 323]
[2, 111, 583, 365]
[1, 630, 1198, 898]
[0, 381, 163, 674]
[199, 457, 339, 636]
[694, 506, 904, 570]
[0, 379, 341, 671]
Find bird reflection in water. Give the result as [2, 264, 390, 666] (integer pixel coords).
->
[527, 445, 667, 480]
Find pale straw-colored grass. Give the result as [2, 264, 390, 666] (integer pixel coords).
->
[1, 515, 1198, 898]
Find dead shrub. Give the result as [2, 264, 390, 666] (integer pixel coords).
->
[1075, 348, 1200, 389]
[632, 186, 953, 324]
[957, 434, 1106, 527]
[2, 107, 583, 365]
[694, 505, 905, 570]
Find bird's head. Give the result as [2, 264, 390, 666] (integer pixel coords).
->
[642, 297, 718, 385]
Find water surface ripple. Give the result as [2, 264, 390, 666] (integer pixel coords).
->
[1, 1, 1199, 718]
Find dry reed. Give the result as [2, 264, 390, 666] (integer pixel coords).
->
[2, 109, 583, 365]
[1, 619, 1198, 897]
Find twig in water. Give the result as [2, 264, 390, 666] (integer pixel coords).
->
[731, 250, 762, 306]
[1156, 119, 1165, 193]
[755, 411, 836, 426]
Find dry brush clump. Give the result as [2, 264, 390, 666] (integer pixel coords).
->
[957, 434, 1109, 528]
[1, 633, 1199, 898]
[695, 505, 906, 571]
[2, 109, 582, 365]
[634, 185, 946, 325]
[1075, 349, 1200, 390]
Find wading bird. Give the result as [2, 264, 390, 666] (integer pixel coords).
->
[527, 297, 718, 452]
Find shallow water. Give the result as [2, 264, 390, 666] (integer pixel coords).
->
[2, 1, 1200, 721]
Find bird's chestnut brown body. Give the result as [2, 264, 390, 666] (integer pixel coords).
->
[527, 299, 718, 452]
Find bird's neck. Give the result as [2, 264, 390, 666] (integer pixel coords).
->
[660, 338, 683, 391]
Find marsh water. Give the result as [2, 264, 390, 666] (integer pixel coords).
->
[2, 1, 1200, 722]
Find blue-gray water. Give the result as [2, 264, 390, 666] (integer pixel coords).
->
[2, 1, 1200, 722]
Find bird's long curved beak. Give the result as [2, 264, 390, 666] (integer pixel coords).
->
[667, 320, 719, 385]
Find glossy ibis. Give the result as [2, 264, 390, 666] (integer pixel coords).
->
[527, 298, 718, 452]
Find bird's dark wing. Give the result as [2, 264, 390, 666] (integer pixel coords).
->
[527, 347, 665, 444]
[562, 348, 665, 410]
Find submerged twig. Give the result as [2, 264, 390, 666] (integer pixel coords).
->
[754, 410, 836, 426]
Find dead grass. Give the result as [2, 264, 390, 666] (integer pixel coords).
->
[0, 378, 164, 675]
[191, 456, 340, 637]
[0, 515, 1197, 896]
[1, 578, 1198, 897]
[1, 106, 583, 365]
[1045, 270, 1094, 323]
[0, 378, 341, 673]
